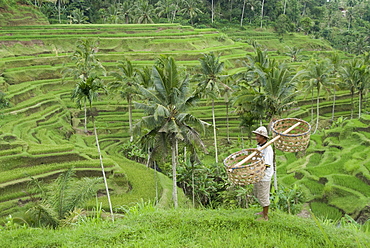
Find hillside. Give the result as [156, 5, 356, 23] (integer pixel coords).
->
[276, 116, 370, 222]
[0, 1, 48, 26]
[0, 22, 369, 224]
[0, 23, 252, 221]
[0, 208, 369, 247]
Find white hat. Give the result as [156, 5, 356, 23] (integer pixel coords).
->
[252, 126, 269, 138]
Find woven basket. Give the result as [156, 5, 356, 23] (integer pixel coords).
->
[271, 118, 311, 152]
[223, 148, 265, 185]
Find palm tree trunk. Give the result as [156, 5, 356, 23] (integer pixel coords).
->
[84, 100, 87, 133]
[192, 163, 195, 207]
[212, 99, 219, 163]
[211, 0, 214, 23]
[260, 0, 265, 28]
[311, 88, 314, 124]
[226, 100, 230, 144]
[351, 91, 354, 119]
[229, 0, 233, 22]
[93, 117, 114, 222]
[154, 161, 158, 204]
[240, 0, 246, 26]
[58, 1, 60, 23]
[359, 91, 362, 118]
[283, 0, 287, 14]
[331, 82, 336, 121]
[127, 95, 133, 142]
[302, 1, 307, 16]
[314, 88, 320, 134]
[172, 139, 178, 208]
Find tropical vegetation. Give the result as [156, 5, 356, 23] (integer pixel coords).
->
[0, 0, 369, 245]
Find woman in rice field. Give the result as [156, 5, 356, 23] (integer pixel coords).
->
[252, 126, 274, 221]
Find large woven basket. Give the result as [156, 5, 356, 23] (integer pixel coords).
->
[271, 118, 311, 152]
[223, 148, 265, 185]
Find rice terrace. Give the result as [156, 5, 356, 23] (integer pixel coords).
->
[0, 0, 370, 247]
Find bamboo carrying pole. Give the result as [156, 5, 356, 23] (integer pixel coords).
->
[233, 122, 301, 168]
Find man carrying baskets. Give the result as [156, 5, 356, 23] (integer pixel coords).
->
[252, 126, 274, 221]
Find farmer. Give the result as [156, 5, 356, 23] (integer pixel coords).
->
[252, 126, 274, 221]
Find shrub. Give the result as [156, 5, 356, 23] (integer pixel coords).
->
[270, 184, 305, 215]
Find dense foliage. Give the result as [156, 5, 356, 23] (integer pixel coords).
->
[11, 0, 368, 54]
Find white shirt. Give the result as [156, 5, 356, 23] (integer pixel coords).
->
[257, 143, 274, 181]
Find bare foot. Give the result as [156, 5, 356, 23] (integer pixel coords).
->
[256, 216, 268, 221]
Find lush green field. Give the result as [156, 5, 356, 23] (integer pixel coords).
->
[0, 22, 369, 224]
[0, 208, 369, 247]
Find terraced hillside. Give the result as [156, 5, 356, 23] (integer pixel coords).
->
[0, 2, 49, 26]
[0, 23, 259, 220]
[0, 23, 368, 222]
[277, 116, 370, 222]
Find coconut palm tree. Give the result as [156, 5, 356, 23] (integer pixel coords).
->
[329, 53, 341, 121]
[260, 0, 265, 28]
[63, 39, 105, 132]
[181, 0, 203, 25]
[238, 47, 273, 124]
[137, 66, 153, 89]
[27, 168, 101, 228]
[223, 76, 234, 144]
[68, 8, 89, 24]
[196, 52, 229, 163]
[341, 57, 370, 119]
[57, 0, 70, 23]
[134, 56, 209, 208]
[109, 58, 139, 142]
[135, 0, 155, 24]
[156, 0, 175, 23]
[303, 59, 333, 133]
[64, 39, 114, 222]
[262, 63, 302, 121]
[120, 1, 134, 24]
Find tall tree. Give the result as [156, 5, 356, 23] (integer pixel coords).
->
[64, 39, 114, 222]
[239, 47, 272, 124]
[57, 0, 70, 23]
[134, 56, 208, 208]
[109, 58, 139, 142]
[121, 1, 134, 23]
[341, 58, 360, 119]
[63, 39, 105, 132]
[260, 0, 265, 28]
[211, 0, 215, 23]
[135, 0, 155, 23]
[241, 0, 247, 26]
[341, 57, 370, 119]
[303, 59, 333, 133]
[156, 0, 175, 22]
[329, 52, 341, 121]
[196, 52, 228, 164]
[181, 0, 203, 25]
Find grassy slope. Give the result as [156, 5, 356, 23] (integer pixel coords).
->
[0, 208, 369, 247]
[0, 2, 48, 26]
